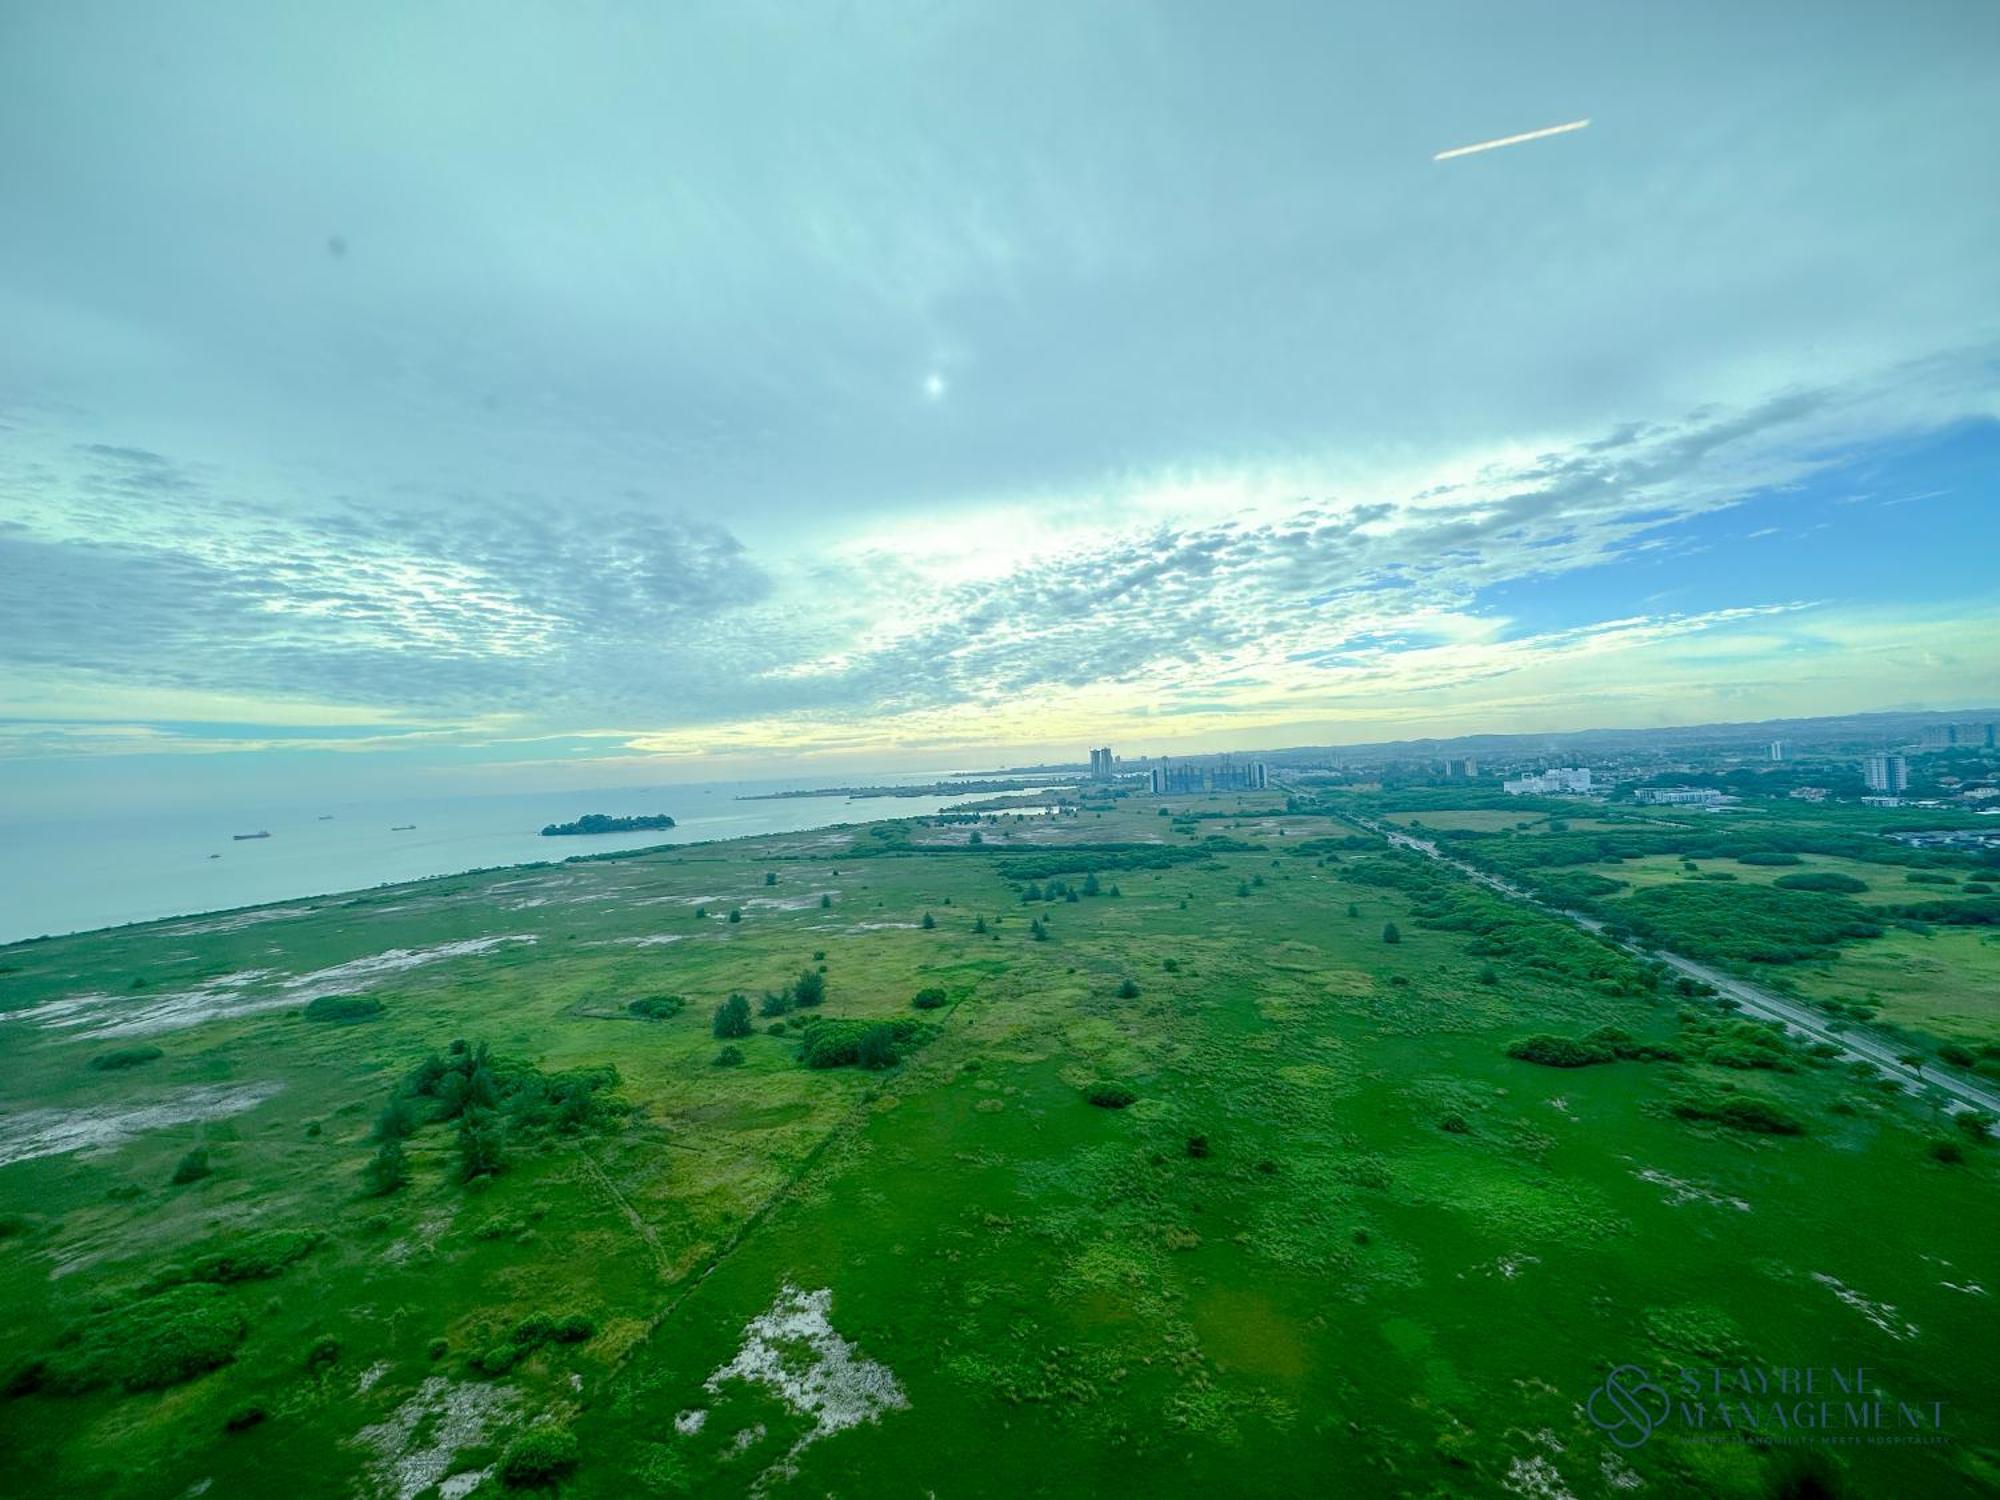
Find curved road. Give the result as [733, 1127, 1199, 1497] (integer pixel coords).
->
[1353, 817, 2000, 1121]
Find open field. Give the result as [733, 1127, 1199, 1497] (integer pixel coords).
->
[3, 796, 1998, 1498]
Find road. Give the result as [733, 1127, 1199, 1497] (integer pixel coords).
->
[1352, 818, 2000, 1121]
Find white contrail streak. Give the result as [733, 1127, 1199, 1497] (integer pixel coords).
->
[1433, 118, 1591, 162]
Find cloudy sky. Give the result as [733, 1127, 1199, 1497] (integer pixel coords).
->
[3, 1, 1997, 807]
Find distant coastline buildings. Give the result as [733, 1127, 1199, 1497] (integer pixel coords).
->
[1634, 786, 1725, 807]
[1089, 746, 1115, 781]
[1864, 754, 1909, 794]
[1502, 767, 1592, 796]
[1148, 755, 1267, 795]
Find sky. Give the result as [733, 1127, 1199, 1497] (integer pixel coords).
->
[3, 1, 1997, 811]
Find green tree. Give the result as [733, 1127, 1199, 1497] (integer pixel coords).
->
[713, 993, 753, 1038]
[857, 1025, 899, 1070]
[1381, 922, 1401, 945]
[820, 893, 833, 909]
[764, 871, 777, 886]
[791, 968, 826, 1008]
[170, 1147, 212, 1186]
[972, 915, 987, 934]
[1082, 873, 1101, 896]
[363, 1137, 409, 1196]
[921, 911, 936, 929]
[1030, 917, 1050, 941]
[1117, 978, 1140, 999]
[456, 1110, 505, 1182]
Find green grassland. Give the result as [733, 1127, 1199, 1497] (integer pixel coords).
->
[2, 796, 1997, 1498]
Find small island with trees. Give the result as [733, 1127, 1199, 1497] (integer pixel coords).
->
[538, 813, 677, 837]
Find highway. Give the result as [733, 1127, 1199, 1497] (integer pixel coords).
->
[1350, 817, 2000, 1121]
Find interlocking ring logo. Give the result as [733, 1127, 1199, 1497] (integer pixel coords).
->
[1586, 1364, 1671, 1449]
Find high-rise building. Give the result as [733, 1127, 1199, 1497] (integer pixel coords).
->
[1864, 754, 1908, 793]
[1446, 756, 1479, 778]
[1768, 740, 1784, 761]
[1089, 747, 1114, 781]
[1921, 725, 1956, 751]
[1147, 755, 1266, 794]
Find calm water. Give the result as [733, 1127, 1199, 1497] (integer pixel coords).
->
[0, 774, 1023, 944]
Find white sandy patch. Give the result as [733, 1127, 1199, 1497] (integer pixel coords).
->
[1504, 1454, 1577, 1500]
[849, 921, 920, 931]
[1811, 1272, 1918, 1341]
[602, 935, 685, 948]
[354, 1376, 517, 1500]
[744, 892, 838, 912]
[165, 906, 316, 936]
[1633, 1167, 1750, 1212]
[9, 937, 537, 1039]
[0, 1081, 283, 1167]
[700, 1284, 907, 1492]
[674, 1409, 707, 1435]
[356, 1361, 391, 1395]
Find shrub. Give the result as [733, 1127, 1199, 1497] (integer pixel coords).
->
[759, 990, 793, 1018]
[1953, 1110, 1995, 1144]
[224, 1404, 267, 1432]
[1507, 1035, 1612, 1069]
[471, 1342, 522, 1377]
[790, 968, 827, 1008]
[1030, 918, 1050, 941]
[764, 871, 777, 886]
[856, 1025, 899, 1070]
[301, 994, 384, 1023]
[727, 908, 742, 924]
[713, 1046, 745, 1068]
[1737, 851, 1803, 866]
[170, 1148, 212, 1186]
[304, 1335, 341, 1375]
[28, 1286, 247, 1395]
[552, 1314, 596, 1343]
[972, 916, 987, 934]
[510, 1314, 556, 1348]
[358, 1137, 408, 1196]
[500, 1428, 579, 1488]
[88, 1045, 164, 1072]
[712, 993, 753, 1039]
[1185, 1134, 1210, 1158]
[1773, 872, 1868, 894]
[627, 995, 684, 1020]
[1927, 1138, 1965, 1165]
[1477, 964, 1499, 985]
[156, 1229, 324, 1289]
[1086, 1084, 1136, 1109]
[456, 1109, 506, 1182]
[821, 893, 834, 908]
[797, 1016, 928, 1070]
[1938, 1044, 1977, 1069]
[428, 1338, 449, 1361]
[1670, 1092, 1805, 1135]
[921, 912, 936, 930]
[912, 987, 947, 1010]
[1116, 978, 1140, 999]
[1381, 922, 1401, 944]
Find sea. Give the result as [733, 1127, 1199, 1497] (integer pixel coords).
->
[0, 773, 1037, 945]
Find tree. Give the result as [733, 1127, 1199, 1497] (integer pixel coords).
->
[1381, 922, 1401, 944]
[363, 1137, 409, 1196]
[713, 993, 753, 1038]
[968, 830, 983, 845]
[759, 990, 792, 1018]
[1117, 978, 1140, 999]
[921, 911, 936, 930]
[456, 1110, 505, 1182]
[171, 1147, 212, 1185]
[1030, 917, 1050, 941]
[857, 1025, 899, 1070]
[791, 968, 826, 1008]
[1347, 903, 1359, 918]
[727, 907, 742, 924]
[973, 915, 987, 934]
[1082, 873, 1101, 896]
[764, 871, 777, 886]
[820, 893, 833, 909]
[1236, 880, 1251, 897]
